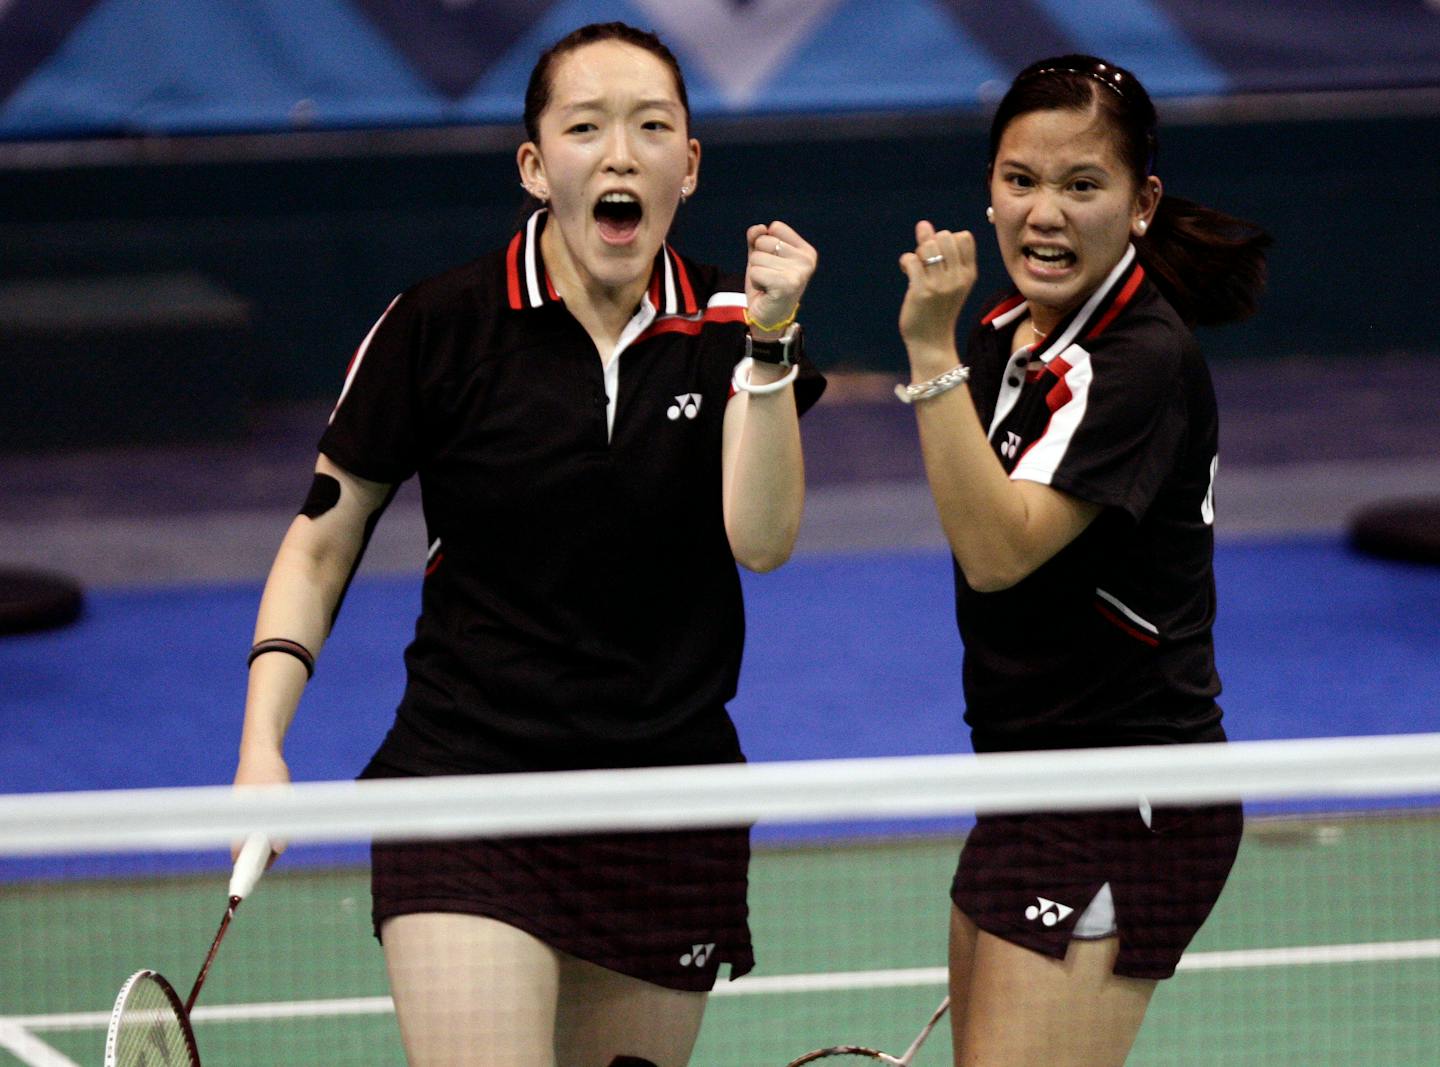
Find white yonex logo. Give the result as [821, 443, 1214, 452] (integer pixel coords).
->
[680, 942, 715, 967]
[1025, 897, 1074, 927]
[1000, 431, 1022, 459]
[667, 393, 702, 420]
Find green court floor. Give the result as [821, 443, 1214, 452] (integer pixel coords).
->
[3, 812, 1436, 1066]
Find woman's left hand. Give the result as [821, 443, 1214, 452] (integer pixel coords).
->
[745, 221, 817, 333]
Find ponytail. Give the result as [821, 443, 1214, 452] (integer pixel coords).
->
[1138, 196, 1271, 327]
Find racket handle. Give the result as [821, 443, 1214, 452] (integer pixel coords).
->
[229, 832, 272, 900]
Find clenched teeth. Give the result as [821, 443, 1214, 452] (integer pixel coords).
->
[1025, 245, 1072, 262]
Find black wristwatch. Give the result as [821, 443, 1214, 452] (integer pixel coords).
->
[745, 322, 803, 369]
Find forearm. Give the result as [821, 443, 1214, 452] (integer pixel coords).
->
[906, 341, 1092, 591]
[237, 461, 389, 772]
[909, 375, 1033, 591]
[723, 364, 805, 572]
[237, 522, 356, 760]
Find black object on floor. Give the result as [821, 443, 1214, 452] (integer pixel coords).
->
[1349, 496, 1440, 565]
[0, 566, 85, 635]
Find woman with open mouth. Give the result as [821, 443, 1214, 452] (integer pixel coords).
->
[892, 56, 1269, 1065]
[230, 20, 824, 1067]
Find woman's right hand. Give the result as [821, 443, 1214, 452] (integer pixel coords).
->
[232, 748, 290, 863]
[898, 220, 978, 372]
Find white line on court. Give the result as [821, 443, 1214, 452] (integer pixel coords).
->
[5, 937, 1437, 1043]
[0, 1020, 81, 1067]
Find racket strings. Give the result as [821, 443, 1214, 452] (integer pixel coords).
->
[106, 971, 200, 1067]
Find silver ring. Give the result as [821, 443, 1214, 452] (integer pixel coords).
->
[923, 253, 945, 266]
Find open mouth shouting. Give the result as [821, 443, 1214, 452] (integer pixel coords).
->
[594, 190, 643, 245]
[1023, 243, 1076, 275]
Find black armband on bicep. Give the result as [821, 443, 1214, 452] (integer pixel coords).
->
[299, 473, 342, 518]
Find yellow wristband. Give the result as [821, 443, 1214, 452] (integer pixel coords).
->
[744, 304, 799, 334]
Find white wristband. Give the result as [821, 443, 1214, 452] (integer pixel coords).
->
[732, 356, 800, 395]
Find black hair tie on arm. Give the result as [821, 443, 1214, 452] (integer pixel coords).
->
[247, 638, 316, 680]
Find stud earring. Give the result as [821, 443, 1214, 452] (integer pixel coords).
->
[680, 182, 692, 204]
[1136, 218, 1148, 234]
[986, 206, 995, 224]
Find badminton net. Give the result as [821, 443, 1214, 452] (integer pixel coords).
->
[1, 732, 1437, 1066]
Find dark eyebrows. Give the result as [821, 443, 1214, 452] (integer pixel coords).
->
[995, 157, 1115, 181]
[555, 97, 683, 117]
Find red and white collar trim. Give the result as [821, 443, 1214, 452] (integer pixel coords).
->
[504, 209, 698, 316]
[982, 245, 1145, 362]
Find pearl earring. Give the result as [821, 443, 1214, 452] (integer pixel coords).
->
[1136, 218, 1148, 234]
[986, 206, 995, 223]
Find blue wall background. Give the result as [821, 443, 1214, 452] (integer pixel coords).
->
[3, 1, 1439, 449]
[4, 0, 1440, 139]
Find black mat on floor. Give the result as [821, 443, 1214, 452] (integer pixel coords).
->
[0, 566, 85, 635]
[1349, 497, 1440, 565]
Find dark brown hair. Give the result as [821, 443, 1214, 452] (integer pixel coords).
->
[990, 55, 1271, 327]
[523, 22, 691, 143]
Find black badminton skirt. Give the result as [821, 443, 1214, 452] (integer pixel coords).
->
[371, 825, 754, 992]
[951, 801, 1243, 979]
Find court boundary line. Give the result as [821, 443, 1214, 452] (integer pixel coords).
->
[0, 1021, 79, 1067]
[7, 936, 1438, 1040]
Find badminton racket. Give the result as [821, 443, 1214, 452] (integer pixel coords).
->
[783, 996, 950, 1065]
[103, 833, 272, 1067]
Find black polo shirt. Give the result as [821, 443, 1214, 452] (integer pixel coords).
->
[956, 246, 1224, 752]
[320, 210, 825, 775]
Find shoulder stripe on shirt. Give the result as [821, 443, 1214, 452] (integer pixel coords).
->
[330, 294, 402, 424]
[1085, 263, 1145, 341]
[671, 248, 698, 314]
[982, 293, 1027, 325]
[522, 211, 545, 309]
[505, 230, 523, 310]
[1044, 355, 1074, 412]
[1011, 344, 1095, 485]
[635, 291, 745, 342]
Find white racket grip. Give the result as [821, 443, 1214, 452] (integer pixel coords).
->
[229, 832, 272, 900]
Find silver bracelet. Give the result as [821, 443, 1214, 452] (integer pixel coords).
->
[894, 363, 971, 404]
